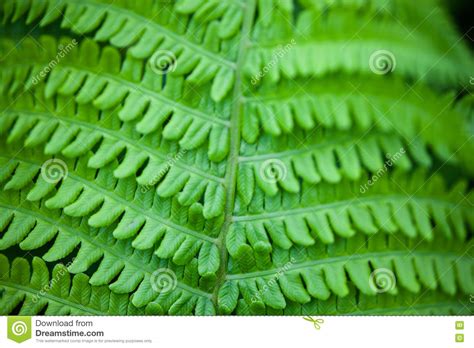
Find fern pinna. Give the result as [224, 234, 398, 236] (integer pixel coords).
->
[0, 0, 473, 316]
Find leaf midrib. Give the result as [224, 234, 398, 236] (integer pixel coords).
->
[211, 0, 257, 307]
[2, 109, 225, 183]
[0, 154, 217, 244]
[67, 0, 237, 68]
[1, 62, 230, 127]
[0, 281, 105, 315]
[232, 195, 464, 221]
[238, 132, 399, 162]
[0, 201, 212, 299]
[226, 250, 466, 280]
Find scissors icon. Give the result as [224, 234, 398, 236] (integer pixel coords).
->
[303, 316, 324, 330]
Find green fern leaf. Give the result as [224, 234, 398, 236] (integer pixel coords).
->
[0, 0, 473, 315]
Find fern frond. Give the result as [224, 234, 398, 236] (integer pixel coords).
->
[241, 77, 473, 145]
[0, 145, 225, 268]
[2, 0, 241, 99]
[219, 232, 473, 314]
[247, 7, 473, 88]
[0, 36, 232, 161]
[237, 124, 474, 199]
[237, 130, 437, 200]
[0, 190, 216, 312]
[0, 254, 145, 315]
[274, 0, 464, 54]
[0, 0, 472, 316]
[230, 171, 473, 261]
[236, 286, 472, 315]
[0, 90, 228, 215]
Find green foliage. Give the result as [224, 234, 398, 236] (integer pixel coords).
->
[0, 0, 473, 315]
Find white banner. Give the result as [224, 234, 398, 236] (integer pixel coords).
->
[0, 316, 470, 348]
